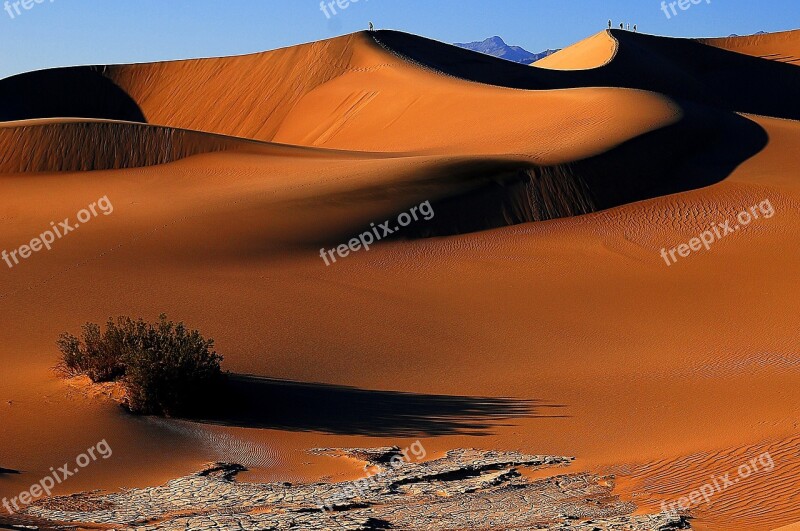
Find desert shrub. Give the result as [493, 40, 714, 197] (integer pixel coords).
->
[122, 315, 224, 416]
[56, 314, 224, 416]
[56, 332, 88, 377]
[56, 321, 125, 382]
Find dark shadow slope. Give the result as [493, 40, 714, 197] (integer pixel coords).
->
[578, 100, 767, 208]
[0, 67, 145, 123]
[189, 375, 558, 437]
[404, 102, 766, 237]
[372, 30, 800, 120]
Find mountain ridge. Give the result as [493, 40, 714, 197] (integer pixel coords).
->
[454, 35, 558, 64]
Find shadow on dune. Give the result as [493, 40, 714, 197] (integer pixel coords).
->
[579, 101, 768, 208]
[311, 100, 766, 242]
[0, 67, 146, 123]
[372, 29, 800, 120]
[398, 102, 767, 237]
[189, 375, 560, 437]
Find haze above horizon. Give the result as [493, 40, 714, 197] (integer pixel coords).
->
[0, 0, 796, 79]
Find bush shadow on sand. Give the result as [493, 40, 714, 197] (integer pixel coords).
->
[187, 375, 564, 437]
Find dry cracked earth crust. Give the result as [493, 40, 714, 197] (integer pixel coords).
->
[3, 449, 691, 530]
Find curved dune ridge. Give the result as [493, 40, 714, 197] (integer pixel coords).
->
[0, 119, 396, 173]
[0, 103, 766, 235]
[0, 27, 799, 531]
[370, 29, 800, 120]
[0, 33, 388, 143]
[0, 119, 252, 172]
[0, 32, 686, 156]
[533, 30, 619, 70]
[1, 28, 799, 146]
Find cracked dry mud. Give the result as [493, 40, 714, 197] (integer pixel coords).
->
[6, 449, 691, 530]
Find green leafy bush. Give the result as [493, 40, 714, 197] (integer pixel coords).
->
[57, 315, 224, 416]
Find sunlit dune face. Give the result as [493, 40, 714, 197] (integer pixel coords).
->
[533, 31, 618, 70]
[699, 29, 800, 63]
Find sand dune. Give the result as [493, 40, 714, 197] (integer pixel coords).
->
[4, 28, 799, 146]
[370, 29, 800, 120]
[0, 34, 372, 140]
[0, 118, 398, 173]
[540, 29, 800, 72]
[1, 26, 799, 531]
[533, 30, 618, 70]
[700, 29, 800, 63]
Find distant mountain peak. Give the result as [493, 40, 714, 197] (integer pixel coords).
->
[454, 36, 559, 65]
[728, 30, 767, 37]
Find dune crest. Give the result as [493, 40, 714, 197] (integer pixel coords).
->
[533, 30, 618, 70]
[0, 119, 246, 172]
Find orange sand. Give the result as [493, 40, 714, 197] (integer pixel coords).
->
[1, 28, 800, 531]
[533, 30, 618, 70]
[700, 29, 800, 63]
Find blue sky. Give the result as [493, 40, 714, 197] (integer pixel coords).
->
[0, 0, 797, 79]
